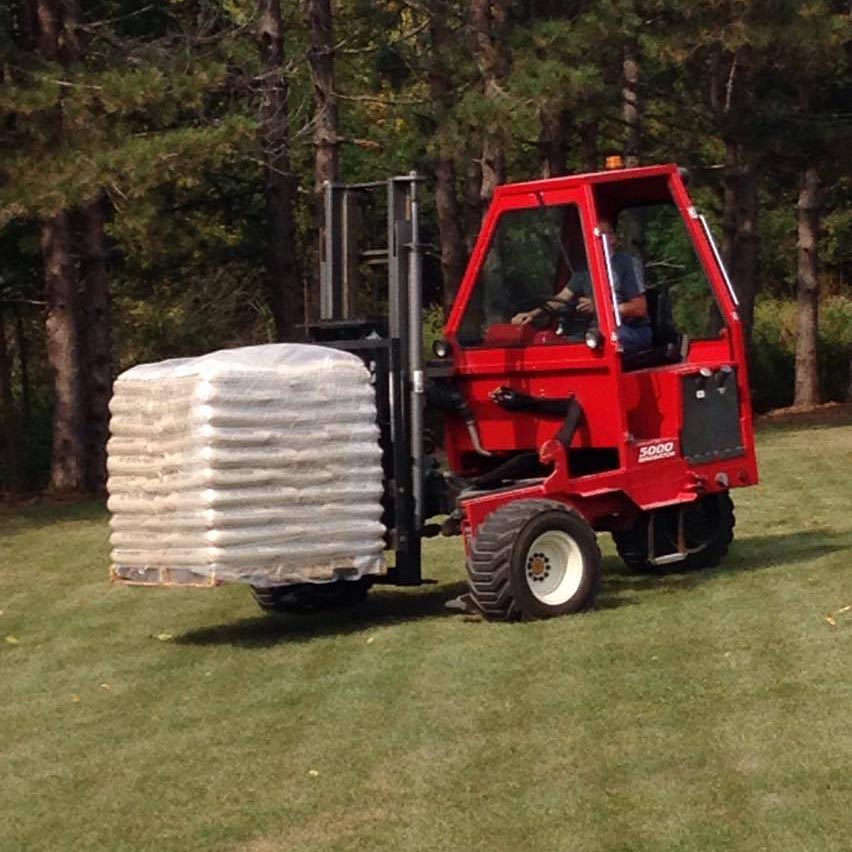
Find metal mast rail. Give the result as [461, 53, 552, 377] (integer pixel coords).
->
[316, 172, 425, 585]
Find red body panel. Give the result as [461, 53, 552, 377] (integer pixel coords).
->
[441, 164, 759, 539]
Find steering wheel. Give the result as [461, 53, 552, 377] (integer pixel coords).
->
[511, 293, 578, 328]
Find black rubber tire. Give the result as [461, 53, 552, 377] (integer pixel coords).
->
[251, 579, 371, 614]
[465, 499, 602, 622]
[613, 492, 735, 572]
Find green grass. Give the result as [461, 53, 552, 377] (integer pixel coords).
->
[2, 416, 851, 852]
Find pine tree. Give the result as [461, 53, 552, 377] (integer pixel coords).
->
[259, 0, 303, 340]
[306, 0, 339, 192]
[470, 0, 510, 205]
[28, 0, 91, 493]
[427, 0, 467, 310]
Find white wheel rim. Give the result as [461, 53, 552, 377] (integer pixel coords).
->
[524, 530, 585, 606]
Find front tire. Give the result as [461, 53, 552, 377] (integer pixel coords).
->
[613, 492, 735, 572]
[251, 579, 371, 614]
[466, 499, 602, 621]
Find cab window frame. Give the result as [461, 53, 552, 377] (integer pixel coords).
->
[456, 201, 596, 350]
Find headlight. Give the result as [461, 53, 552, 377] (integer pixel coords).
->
[585, 330, 603, 350]
[433, 339, 452, 359]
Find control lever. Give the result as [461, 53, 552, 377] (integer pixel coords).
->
[490, 386, 574, 417]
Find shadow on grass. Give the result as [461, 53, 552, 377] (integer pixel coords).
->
[598, 528, 851, 610]
[178, 528, 851, 642]
[177, 581, 470, 647]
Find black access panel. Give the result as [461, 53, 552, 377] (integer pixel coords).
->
[680, 366, 745, 464]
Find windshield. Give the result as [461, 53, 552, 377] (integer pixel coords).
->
[457, 204, 594, 348]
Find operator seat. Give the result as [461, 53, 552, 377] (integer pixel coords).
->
[621, 286, 687, 371]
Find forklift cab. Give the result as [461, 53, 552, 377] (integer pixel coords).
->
[447, 166, 732, 353]
[442, 164, 755, 505]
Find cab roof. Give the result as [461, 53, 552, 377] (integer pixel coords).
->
[492, 163, 682, 200]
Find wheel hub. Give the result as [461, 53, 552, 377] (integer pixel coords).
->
[527, 552, 552, 582]
[523, 530, 585, 605]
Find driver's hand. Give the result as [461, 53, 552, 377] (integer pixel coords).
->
[577, 297, 595, 316]
[511, 311, 534, 325]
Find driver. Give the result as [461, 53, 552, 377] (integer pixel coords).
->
[511, 219, 652, 354]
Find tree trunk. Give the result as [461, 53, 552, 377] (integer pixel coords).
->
[463, 151, 483, 254]
[722, 139, 759, 340]
[0, 309, 22, 491]
[794, 167, 820, 407]
[713, 48, 759, 343]
[479, 131, 504, 203]
[620, 49, 645, 257]
[306, 0, 339, 192]
[721, 140, 738, 268]
[18, 0, 40, 50]
[733, 163, 758, 339]
[538, 106, 567, 178]
[579, 121, 598, 172]
[79, 191, 111, 492]
[435, 158, 467, 313]
[14, 308, 31, 429]
[259, 0, 303, 340]
[31, 0, 91, 493]
[31, 0, 60, 56]
[847, 353, 852, 403]
[305, 0, 338, 325]
[43, 211, 87, 493]
[29, 0, 83, 62]
[470, 0, 509, 204]
[428, 0, 467, 312]
[622, 46, 641, 168]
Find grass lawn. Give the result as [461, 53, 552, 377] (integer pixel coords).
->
[2, 415, 851, 852]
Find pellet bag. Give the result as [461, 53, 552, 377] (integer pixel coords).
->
[107, 344, 386, 588]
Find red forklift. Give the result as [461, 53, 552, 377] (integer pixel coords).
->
[255, 163, 758, 621]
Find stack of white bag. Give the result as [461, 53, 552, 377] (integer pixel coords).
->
[107, 344, 386, 588]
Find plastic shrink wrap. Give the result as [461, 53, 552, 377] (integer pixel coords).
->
[107, 344, 386, 588]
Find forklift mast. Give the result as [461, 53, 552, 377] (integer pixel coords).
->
[311, 173, 426, 585]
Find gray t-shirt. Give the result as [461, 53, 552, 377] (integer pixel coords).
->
[568, 252, 649, 329]
[610, 251, 649, 327]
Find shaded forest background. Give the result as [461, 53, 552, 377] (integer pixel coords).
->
[0, 0, 850, 495]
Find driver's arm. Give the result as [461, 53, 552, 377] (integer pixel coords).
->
[619, 293, 648, 320]
[511, 285, 574, 325]
[612, 253, 649, 320]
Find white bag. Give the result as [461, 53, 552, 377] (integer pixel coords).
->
[107, 344, 386, 588]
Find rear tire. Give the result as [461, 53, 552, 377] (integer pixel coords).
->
[251, 579, 371, 614]
[466, 499, 602, 621]
[613, 492, 735, 572]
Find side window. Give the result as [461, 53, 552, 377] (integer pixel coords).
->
[617, 203, 725, 340]
[457, 204, 594, 348]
